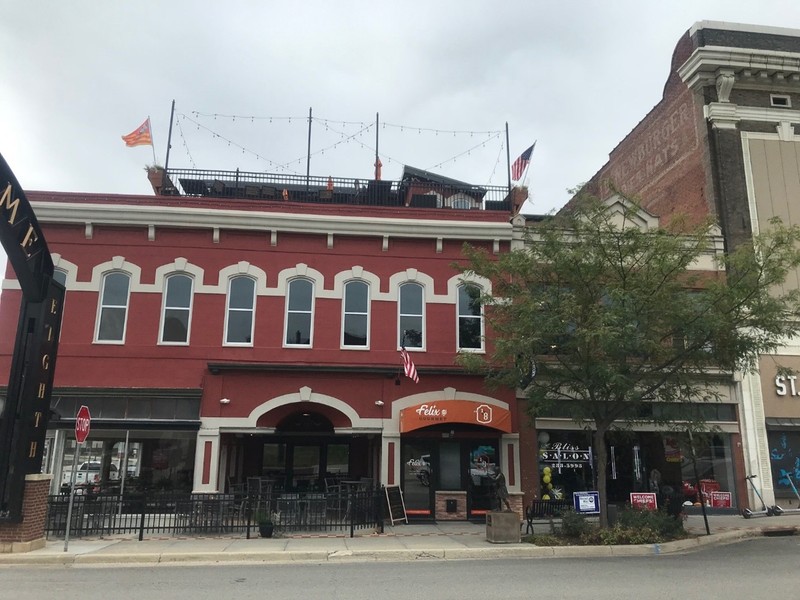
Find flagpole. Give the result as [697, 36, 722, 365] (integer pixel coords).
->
[375, 112, 379, 179]
[505, 122, 511, 193]
[163, 100, 175, 173]
[306, 107, 312, 195]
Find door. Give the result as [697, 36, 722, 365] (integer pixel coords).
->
[466, 442, 498, 517]
[401, 441, 435, 518]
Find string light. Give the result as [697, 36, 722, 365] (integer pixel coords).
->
[178, 113, 300, 173]
[174, 112, 196, 169]
[178, 109, 509, 181]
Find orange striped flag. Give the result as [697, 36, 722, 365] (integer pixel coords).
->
[121, 118, 152, 147]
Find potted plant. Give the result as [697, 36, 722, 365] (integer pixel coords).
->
[255, 511, 274, 538]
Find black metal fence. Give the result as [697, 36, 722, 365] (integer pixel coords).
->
[162, 168, 513, 210]
[46, 488, 385, 540]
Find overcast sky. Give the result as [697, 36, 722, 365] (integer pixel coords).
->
[2, 1, 800, 284]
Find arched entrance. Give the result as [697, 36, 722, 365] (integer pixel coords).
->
[223, 406, 378, 494]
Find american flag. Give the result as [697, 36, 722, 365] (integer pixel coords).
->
[400, 347, 419, 383]
[121, 118, 153, 147]
[511, 142, 536, 181]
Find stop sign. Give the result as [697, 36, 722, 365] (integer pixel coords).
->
[75, 405, 91, 444]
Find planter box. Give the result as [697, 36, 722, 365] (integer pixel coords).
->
[486, 511, 520, 543]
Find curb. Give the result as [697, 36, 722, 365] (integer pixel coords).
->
[0, 527, 793, 566]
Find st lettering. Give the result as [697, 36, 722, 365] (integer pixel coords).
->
[775, 375, 800, 397]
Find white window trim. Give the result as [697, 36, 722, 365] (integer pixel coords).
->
[158, 273, 194, 346]
[457, 283, 485, 353]
[341, 280, 370, 350]
[284, 277, 315, 348]
[398, 281, 426, 351]
[93, 271, 131, 345]
[223, 275, 256, 347]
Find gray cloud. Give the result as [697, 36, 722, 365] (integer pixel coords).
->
[2, 0, 800, 278]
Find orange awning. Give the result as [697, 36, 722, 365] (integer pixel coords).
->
[400, 400, 511, 433]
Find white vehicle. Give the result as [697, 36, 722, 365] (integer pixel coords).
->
[61, 461, 118, 485]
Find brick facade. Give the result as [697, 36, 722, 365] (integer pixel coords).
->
[0, 474, 51, 553]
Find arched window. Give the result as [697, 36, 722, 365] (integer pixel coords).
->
[457, 283, 483, 351]
[342, 280, 369, 348]
[160, 274, 193, 344]
[399, 282, 424, 349]
[285, 278, 313, 346]
[225, 276, 256, 345]
[95, 272, 130, 343]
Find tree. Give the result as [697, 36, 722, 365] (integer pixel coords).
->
[460, 193, 800, 526]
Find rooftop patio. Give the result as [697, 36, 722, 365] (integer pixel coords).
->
[152, 165, 521, 213]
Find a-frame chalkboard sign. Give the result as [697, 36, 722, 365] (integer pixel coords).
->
[384, 485, 408, 524]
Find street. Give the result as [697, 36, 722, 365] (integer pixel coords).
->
[0, 536, 797, 600]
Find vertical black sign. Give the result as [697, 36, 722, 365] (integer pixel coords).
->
[0, 153, 62, 522]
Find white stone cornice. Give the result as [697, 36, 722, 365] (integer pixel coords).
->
[30, 201, 512, 242]
[679, 46, 800, 92]
[704, 102, 800, 129]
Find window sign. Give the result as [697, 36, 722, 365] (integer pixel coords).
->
[539, 442, 592, 473]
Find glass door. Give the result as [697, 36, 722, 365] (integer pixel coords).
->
[401, 441, 435, 517]
[466, 442, 498, 517]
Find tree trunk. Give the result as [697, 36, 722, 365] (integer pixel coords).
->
[593, 426, 610, 528]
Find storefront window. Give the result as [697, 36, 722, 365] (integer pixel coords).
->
[679, 434, 736, 507]
[768, 431, 800, 498]
[537, 432, 593, 501]
[262, 443, 287, 480]
[538, 430, 737, 508]
[57, 430, 195, 493]
[326, 444, 350, 475]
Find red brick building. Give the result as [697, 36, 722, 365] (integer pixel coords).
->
[0, 170, 533, 520]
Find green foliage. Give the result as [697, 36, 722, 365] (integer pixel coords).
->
[254, 510, 272, 525]
[524, 511, 687, 546]
[583, 525, 664, 545]
[460, 195, 800, 418]
[460, 190, 800, 525]
[616, 507, 685, 538]
[522, 533, 569, 546]
[560, 510, 592, 538]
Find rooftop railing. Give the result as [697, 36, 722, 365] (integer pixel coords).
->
[160, 168, 514, 212]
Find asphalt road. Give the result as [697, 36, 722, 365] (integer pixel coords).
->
[1, 537, 798, 600]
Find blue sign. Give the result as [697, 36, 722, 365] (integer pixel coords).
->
[573, 491, 600, 514]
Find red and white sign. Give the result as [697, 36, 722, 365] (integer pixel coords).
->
[630, 492, 658, 511]
[75, 405, 91, 444]
[710, 491, 732, 508]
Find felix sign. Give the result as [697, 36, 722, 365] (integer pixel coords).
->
[0, 153, 64, 522]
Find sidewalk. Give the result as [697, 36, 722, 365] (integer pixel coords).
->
[1, 513, 798, 566]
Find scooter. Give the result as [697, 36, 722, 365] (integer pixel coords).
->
[742, 474, 776, 518]
[772, 473, 800, 515]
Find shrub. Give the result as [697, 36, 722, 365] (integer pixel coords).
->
[581, 525, 664, 545]
[560, 510, 592, 538]
[616, 507, 684, 539]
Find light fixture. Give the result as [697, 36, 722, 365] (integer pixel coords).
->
[537, 431, 550, 445]
[220, 398, 231, 405]
[375, 400, 384, 406]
